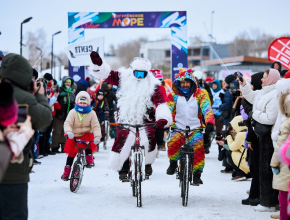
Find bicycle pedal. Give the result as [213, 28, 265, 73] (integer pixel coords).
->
[121, 179, 129, 182]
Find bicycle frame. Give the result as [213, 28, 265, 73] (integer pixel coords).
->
[74, 138, 93, 168]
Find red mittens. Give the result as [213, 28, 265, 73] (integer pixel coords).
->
[90, 51, 103, 66]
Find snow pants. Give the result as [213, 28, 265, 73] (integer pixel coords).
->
[279, 190, 288, 220]
[167, 129, 204, 172]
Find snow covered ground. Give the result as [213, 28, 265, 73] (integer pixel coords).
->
[29, 140, 272, 220]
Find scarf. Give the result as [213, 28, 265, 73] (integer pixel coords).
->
[264, 68, 280, 87]
[63, 86, 73, 114]
[178, 87, 191, 97]
[74, 104, 92, 114]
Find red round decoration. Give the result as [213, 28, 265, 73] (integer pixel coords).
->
[268, 37, 290, 70]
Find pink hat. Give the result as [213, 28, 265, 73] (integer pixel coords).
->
[0, 82, 18, 127]
[151, 69, 163, 79]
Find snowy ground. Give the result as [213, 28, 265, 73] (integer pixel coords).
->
[29, 140, 273, 220]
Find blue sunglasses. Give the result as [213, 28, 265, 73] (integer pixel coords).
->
[133, 70, 148, 79]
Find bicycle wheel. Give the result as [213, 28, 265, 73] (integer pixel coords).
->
[103, 138, 107, 150]
[132, 180, 136, 197]
[182, 154, 190, 206]
[70, 161, 84, 193]
[136, 153, 142, 207]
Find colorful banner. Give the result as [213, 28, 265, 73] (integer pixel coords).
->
[268, 37, 290, 70]
[68, 11, 188, 81]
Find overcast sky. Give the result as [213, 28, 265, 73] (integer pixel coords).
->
[1, 0, 289, 55]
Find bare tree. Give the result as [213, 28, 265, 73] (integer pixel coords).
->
[115, 37, 148, 66]
[25, 28, 50, 70]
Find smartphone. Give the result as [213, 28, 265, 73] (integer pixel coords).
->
[215, 136, 223, 141]
[46, 88, 51, 96]
[237, 71, 243, 82]
[16, 104, 28, 123]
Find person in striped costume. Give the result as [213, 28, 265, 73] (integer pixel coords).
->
[166, 68, 215, 185]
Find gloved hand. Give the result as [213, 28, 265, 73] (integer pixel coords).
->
[90, 51, 103, 66]
[101, 121, 105, 125]
[94, 138, 100, 145]
[155, 119, 168, 129]
[205, 123, 214, 135]
[272, 167, 280, 175]
[67, 132, 74, 139]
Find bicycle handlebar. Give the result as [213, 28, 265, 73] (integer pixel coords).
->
[64, 134, 94, 150]
[170, 127, 204, 133]
[109, 122, 156, 128]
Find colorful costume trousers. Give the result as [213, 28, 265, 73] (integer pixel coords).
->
[167, 129, 204, 172]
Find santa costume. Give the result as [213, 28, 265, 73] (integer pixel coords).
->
[89, 52, 172, 175]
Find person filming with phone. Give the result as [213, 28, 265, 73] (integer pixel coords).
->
[0, 53, 52, 219]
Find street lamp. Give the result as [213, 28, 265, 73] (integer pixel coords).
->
[51, 31, 61, 78]
[20, 17, 32, 55]
[36, 47, 42, 73]
[54, 55, 62, 80]
[210, 11, 215, 42]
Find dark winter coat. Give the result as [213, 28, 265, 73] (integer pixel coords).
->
[219, 85, 233, 125]
[93, 99, 109, 122]
[199, 79, 213, 104]
[55, 77, 75, 120]
[0, 53, 52, 184]
[75, 80, 89, 96]
[101, 83, 117, 114]
[0, 139, 10, 183]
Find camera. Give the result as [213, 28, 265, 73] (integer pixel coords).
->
[238, 118, 251, 127]
[230, 82, 240, 96]
[234, 71, 243, 82]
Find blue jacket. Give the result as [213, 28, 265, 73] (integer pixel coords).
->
[219, 85, 233, 125]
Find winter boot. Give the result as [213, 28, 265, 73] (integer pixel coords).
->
[161, 141, 166, 151]
[61, 166, 71, 181]
[270, 212, 280, 219]
[86, 154, 95, 168]
[192, 170, 203, 186]
[166, 160, 178, 175]
[145, 164, 153, 176]
[249, 198, 260, 206]
[119, 173, 128, 182]
[242, 197, 251, 205]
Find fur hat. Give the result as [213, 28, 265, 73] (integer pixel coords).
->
[0, 82, 18, 127]
[130, 57, 151, 72]
[225, 75, 235, 84]
[43, 73, 53, 81]
[193, 70, 203, 80]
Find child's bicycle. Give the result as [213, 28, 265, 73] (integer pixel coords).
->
[64, 134, 93, 193]
[170, 126, 203, 207]
[109, 122, 155, 207]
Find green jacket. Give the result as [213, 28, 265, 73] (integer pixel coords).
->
[0, 53, 52, 184]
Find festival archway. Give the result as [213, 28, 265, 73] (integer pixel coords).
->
[68, 11, 187, 81]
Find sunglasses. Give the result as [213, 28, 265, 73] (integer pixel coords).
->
[133, 70, 148, 79]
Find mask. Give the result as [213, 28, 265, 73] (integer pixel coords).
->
[66, 86, 70, 89]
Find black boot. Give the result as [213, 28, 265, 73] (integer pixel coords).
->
[242, 197, 251, 205]
[145, 164, 153, 176]
[192, 170, 203, 186]
[166, 160, 177, 175]
[249, 198, 260, 206]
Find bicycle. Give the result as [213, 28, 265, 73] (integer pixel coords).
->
[64, 135, 93, 193]
[103, 120, 110, 150]
[170, 126, 203, 206]
[109, 122, 155, 207]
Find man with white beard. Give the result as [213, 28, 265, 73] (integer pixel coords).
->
[89, 51, 172, 180]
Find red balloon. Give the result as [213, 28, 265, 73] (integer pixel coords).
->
[268, 37, 290, 70]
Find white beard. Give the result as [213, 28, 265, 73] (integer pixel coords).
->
[116, 68, 159, 124]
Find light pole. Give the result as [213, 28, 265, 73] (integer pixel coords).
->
[211, 11, 215, 42]
[36, 47, 42, 73]
[51, 31, 61, 78]
[20, 17, 32, 55]
[54, 55, 62, 80]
